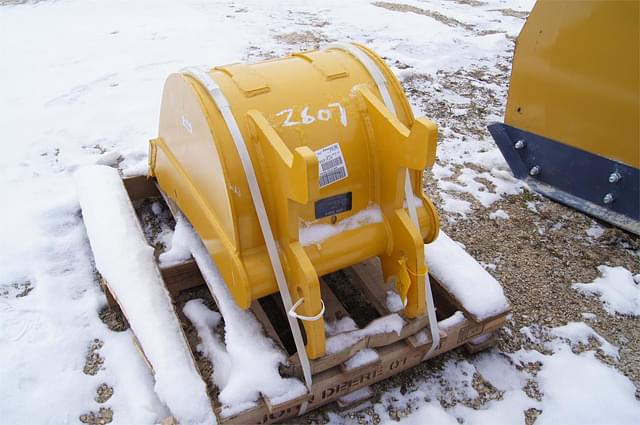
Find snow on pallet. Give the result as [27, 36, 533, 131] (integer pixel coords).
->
[82, 171, 510, 424]
[74, 166, 215, 425]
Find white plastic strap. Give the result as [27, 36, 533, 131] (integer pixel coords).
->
[325, 43, 397, 115]
[326, 44, 441, 358]
[182, 68, 315, 395]
[288, 298, 325, 321]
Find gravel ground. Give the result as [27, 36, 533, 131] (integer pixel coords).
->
[81, 340, 115, 425]
[430, 180, 640, 390]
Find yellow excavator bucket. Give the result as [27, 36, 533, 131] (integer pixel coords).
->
[489, 0, 639, 234]
[149, 44, 440, 359]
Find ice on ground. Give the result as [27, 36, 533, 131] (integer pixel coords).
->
[520, 325, 541, 344]
[299, 205, 383, 246]
[425, 232, 510, 321]
[432, 163, 454, 179]
[526, 201, 539, 213]
[586, 222, 606, 239]
[581, 312, 597, 321]
[174, 216, 306, 416]
[439, 192, 472, 218]
[480, 262, 497, 271]
[572, 265, 640, 316]
[550, 321, 619, 360]
[74, 165, 214, 425]
[489, 209, 509, 220]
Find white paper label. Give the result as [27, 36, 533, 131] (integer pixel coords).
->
[315, 143, 348, 188]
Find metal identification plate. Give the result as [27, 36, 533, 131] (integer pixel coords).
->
[315, 192, 352, 219]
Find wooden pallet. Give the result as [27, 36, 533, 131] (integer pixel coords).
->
[116, 175, 510, 424]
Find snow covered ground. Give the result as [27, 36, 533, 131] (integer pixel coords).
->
[1, 0, 639, 424]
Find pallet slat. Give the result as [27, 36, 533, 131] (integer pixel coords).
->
[262, 391, 310, 415]
[123, 175, 161, 201]
[161, 260, 205, 293]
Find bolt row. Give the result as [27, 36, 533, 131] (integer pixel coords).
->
[513, 138, 622, 206]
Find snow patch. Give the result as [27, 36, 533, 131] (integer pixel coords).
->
[325, 316, 359, 336]
[176, 216, 307, 416]
[572, 266, 640, 316]
[344, 348, 379, 371]
[528, 344, 640, 424]
[520, 325, 541, 344]
[380, 333, 640, 425]
[326, 314, 404, 354]
[182, 300, 230, 392]
[550, 322, 619, 359]
[432, 163, 454, 179]
[158, 214, 193, 266]
[474, 352, 527, 392]
[585, 222, 605, 239]
[489, 209, 509, 220]
[439, 192, 472, 217]
[0, 174, 167, 424]
[437, 167, 523, 209]
[525, 201, 538, 213]
[411, 330, 429, 346]
[425, 232, 509, 320]
[439, 311, 466, 330]
[480, 262, 497, 271]
[299, 205, 383, 246]
[385, 290, 404, 313]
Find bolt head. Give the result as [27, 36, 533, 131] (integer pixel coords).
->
[603, 193, 614, 204]
[529, 165, 541, 176]
[608, 172, 621, 183]
[514, 140, 526, 149]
